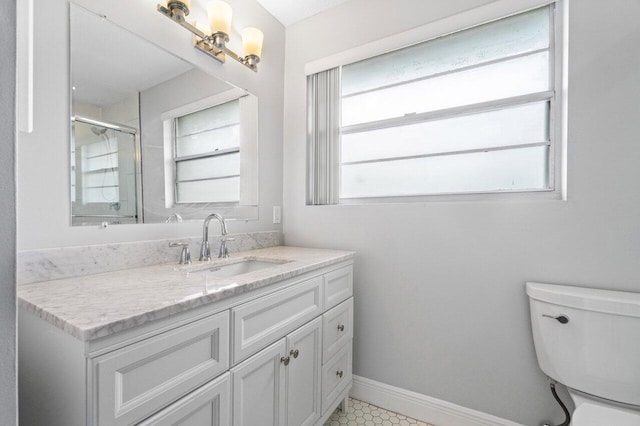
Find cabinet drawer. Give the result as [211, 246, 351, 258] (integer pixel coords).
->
[137, 373, 230, 426]
[321, 343, 352, 413]
[322, 298, 353, 362]
[323, 266, 353, 310]
[93, 311, 229, 426]
[232, 276, 323, 364]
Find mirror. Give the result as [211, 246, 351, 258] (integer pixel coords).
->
[70, 4, 258, 226]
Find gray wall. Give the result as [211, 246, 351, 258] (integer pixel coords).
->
[18, 0, 285, 250]
[0, 0, 17, 423]
[282, 0, 640, 425]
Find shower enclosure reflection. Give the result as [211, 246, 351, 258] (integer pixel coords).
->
[71, 117, 141, 225]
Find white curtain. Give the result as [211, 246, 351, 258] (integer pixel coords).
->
[307, 67, 340, 205]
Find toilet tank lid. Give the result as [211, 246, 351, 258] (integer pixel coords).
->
[526, 282, 640, 318]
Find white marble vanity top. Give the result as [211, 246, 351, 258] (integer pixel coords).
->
[18, 246, 354, 341]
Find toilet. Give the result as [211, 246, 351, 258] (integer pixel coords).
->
[526, 282, 640, 425]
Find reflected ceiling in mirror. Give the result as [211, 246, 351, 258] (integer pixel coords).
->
[70, 4, 259, 227]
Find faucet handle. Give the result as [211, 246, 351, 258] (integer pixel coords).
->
[218, 237, 235, 258]
[169, 242, 192, 265]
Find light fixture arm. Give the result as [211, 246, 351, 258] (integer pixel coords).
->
[157, 2, 260, 72]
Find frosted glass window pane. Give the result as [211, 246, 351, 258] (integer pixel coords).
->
[176, 152, 240, 181]
[176, 177, 240, 203]
[176, 100, 239, 137]
[342, 102, 549, 163]
[84, 138, 118, 157]
[343, 7, 549, 96]
[84, 170, 118, 187]
[84, 187, 119, 203]
[176, 124, 240, 157]
[342, 52, 549, 126]
[84, 152, 119, 172]
[341, 146, 549, 198]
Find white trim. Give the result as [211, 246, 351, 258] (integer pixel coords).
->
[305, 0, 556, 75]
[559, 0, 569, 200]
[17, 0, 34, 133]
[350, 375, 526, 426]
[160, 88, 246, 121]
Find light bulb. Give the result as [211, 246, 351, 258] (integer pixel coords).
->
[207, 1, 232, 36]
[194, 20, 210, 36]
[242, 27, 263, 58]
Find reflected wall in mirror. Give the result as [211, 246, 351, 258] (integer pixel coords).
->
[70, 4, 258, 226]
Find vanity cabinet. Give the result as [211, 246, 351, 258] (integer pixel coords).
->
[19, 258, 354, 426]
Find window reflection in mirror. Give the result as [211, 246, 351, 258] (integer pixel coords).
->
[70, 4, 259, 226]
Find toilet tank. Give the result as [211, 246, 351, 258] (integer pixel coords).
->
[526, 282, 640, 406]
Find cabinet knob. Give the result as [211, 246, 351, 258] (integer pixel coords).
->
[280, 356, 290, 366]
[290, 349, 299, 359]
[337, 324, 345, 332]
[336, 370, 344, 378]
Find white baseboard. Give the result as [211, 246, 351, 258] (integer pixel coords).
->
[350, 375, 525, 426]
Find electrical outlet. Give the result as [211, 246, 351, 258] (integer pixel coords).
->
[273, 206, 281, 224]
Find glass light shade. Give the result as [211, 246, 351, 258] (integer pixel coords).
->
[207, 1, 232, 35]
[242, 27, 263, 58]
[193, 20, 210, 35]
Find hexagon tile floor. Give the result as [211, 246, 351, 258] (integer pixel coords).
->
[324, 398, 436, 426]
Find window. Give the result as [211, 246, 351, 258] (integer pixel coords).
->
[161, 89, 259, 214]
[173, 99, 241, 203]
[81, 138, 120, 203]
[307, 5, 561, 203]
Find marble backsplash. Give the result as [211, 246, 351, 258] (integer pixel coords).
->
[18, 230, 283, 285]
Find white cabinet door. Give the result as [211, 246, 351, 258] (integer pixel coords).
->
[286, 317, 322, 426]
[138, 373, 230, 426]
[232, 339, 287, 426]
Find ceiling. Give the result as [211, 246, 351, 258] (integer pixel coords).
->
[255, 0, 351, 26]
[71, 5, 195, 107]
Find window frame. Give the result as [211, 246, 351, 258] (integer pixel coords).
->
[160, 87, 258, 210]
[307, 0, 566, 204]
[172, 98, 242, 204]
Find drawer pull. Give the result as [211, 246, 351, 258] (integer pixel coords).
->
[290, 349, 299, 359]
[337, 324, 345, 332]
[281, 356, 290, 366]
[336, 370, 344, 378]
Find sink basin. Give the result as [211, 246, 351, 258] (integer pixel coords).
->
[189, 259, 283, 279]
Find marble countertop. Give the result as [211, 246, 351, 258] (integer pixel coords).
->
[18, 246, 354, 342]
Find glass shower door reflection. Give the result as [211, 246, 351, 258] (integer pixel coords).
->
[71, 118, 141, 225]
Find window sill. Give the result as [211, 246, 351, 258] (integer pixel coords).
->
[334, 189, 564, 205]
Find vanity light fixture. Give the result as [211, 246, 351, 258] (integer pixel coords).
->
[157, 0, 264, 72]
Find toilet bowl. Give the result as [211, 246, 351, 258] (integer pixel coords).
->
[526, 282, 640, 425]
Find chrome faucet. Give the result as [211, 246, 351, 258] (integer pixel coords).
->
[199, 213, 233, 260]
